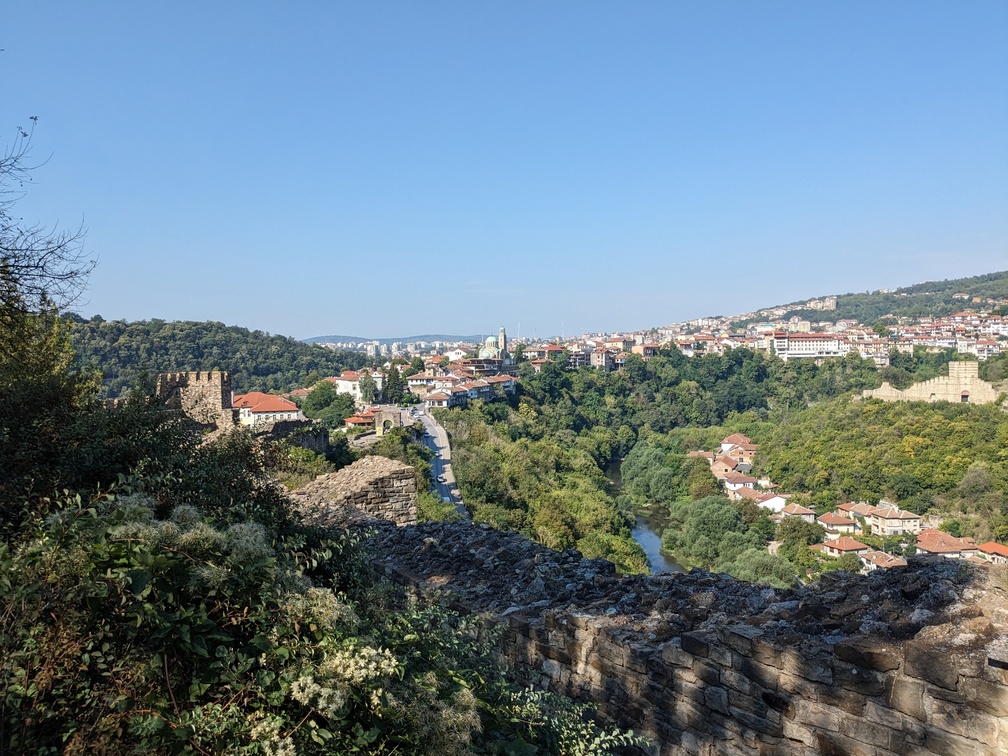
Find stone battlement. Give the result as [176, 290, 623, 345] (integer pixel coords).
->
[290, 456, 417, 527]
[863, 360, 1000, 405]
[156, 370, 235, 428]
[365, 520, 1008, 755]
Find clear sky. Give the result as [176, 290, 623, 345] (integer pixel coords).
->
[5, 2, 1007, 340]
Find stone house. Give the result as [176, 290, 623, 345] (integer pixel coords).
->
[710, 456, 737, 480]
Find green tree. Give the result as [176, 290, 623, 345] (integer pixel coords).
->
[359, 372, 377, 404]
[384, 364, 404, 404]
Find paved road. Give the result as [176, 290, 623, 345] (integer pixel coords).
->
[415, 409, 468, 518]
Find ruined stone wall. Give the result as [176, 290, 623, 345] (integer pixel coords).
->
[156, 371, 237, 427]
[864, 361, 1001, 405]
[291, 456, 417, 526]
[365, 521, 1008, 756]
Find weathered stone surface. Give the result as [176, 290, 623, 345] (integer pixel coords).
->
[291, 456, 417, 526]
[886, 676, 927, 722]
[357, 519, 1007, 755]
[835, 636, 902, 672]
[904, 642, 960, 691]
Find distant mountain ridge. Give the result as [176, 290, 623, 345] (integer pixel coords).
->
[304, 334, 487, 345]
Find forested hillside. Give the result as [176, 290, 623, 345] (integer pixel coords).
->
[444, 344, 1008, 586]
[68, 317, 369, 395]
[765, 270, 1008, 325]
[756, 397, 1008, 541]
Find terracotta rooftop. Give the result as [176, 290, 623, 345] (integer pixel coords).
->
[232, 392, 299, 413]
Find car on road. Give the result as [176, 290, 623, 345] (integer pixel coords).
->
[437, 475, 446, 483]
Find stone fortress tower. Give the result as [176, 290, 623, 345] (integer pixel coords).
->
[863, 361, 1001, 405]
[155, 370, 238, 427]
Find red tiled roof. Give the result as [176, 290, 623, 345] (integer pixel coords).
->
[828, 537, 869, 553]
[232, 392, 299, 413]
[979, 542, 1008, 558]
[722, 433, 752, 446]
[861, 550, 907, 569]
[818, 513, 856, 527]
[781, 503, 815, 516]
[916, 529, 977, 554]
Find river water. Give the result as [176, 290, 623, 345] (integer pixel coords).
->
[604, 460, 685, 574]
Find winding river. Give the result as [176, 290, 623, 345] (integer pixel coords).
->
[604, 460, 685, 574]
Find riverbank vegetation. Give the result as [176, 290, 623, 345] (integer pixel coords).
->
[442, 343, 1007, 585]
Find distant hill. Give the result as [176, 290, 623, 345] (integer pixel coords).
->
[304, 334, 486, 345]
[745, 270, 1008, 326]
[69, 318, 369, 397]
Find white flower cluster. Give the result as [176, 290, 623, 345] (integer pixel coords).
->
[282, 588, 358, 633]
[248, 713, 295, 756]
[289, 674, 347, 718]
[318, 644, 398, 686]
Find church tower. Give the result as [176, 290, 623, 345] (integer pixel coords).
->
[498, 326, 507, 354]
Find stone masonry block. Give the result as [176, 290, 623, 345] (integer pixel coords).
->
[886, 676, 926, 722]
[782, 647, 833, 685]
[904, 642, 960, 691]
[834, 636, 902, 672]
[833, 659, 886, 697]
[681, 631, 711, 658]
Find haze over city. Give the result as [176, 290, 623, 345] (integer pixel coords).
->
[5, 2, 1007, 339]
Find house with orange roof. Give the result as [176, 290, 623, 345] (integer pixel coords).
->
[232, 392, 304, 426]
[837, 502, 878, 522]
[723, 472, 757, 493]
[711, 456, 737, 480]
[869, 504, 921, 537]
[860, 550, 907, 573]
[817, 512, 857, 538]
[755, 493, 789, 513]
[720, 433, 752, 454]
[727, 443, 758, 465]
[733, 487, 764, 503]
[824, 537, 870, 558]
[915, 529, 978, 560]
[780, 503, 816, 523]
[327, 370, 385, 404]
[978, 542, 1008, 565]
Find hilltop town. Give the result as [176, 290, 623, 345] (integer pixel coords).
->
[314, 284, 1008, 369]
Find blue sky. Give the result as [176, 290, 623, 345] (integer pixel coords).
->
[5, 2, 1007, 339]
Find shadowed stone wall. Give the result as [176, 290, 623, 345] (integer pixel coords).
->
[365, 521, 1008, 755]
[291, 456, 417, 526]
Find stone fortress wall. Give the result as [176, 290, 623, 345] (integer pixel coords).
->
[863, 361, 1001, 405]
[364, 520, 1008, 756]
[291, 456, 417, 527]
[156, 370, 238, 426]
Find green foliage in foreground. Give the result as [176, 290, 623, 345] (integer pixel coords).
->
[1, 489, 645, 754]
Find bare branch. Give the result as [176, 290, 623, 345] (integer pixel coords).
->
[1, 121, 94, 315]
